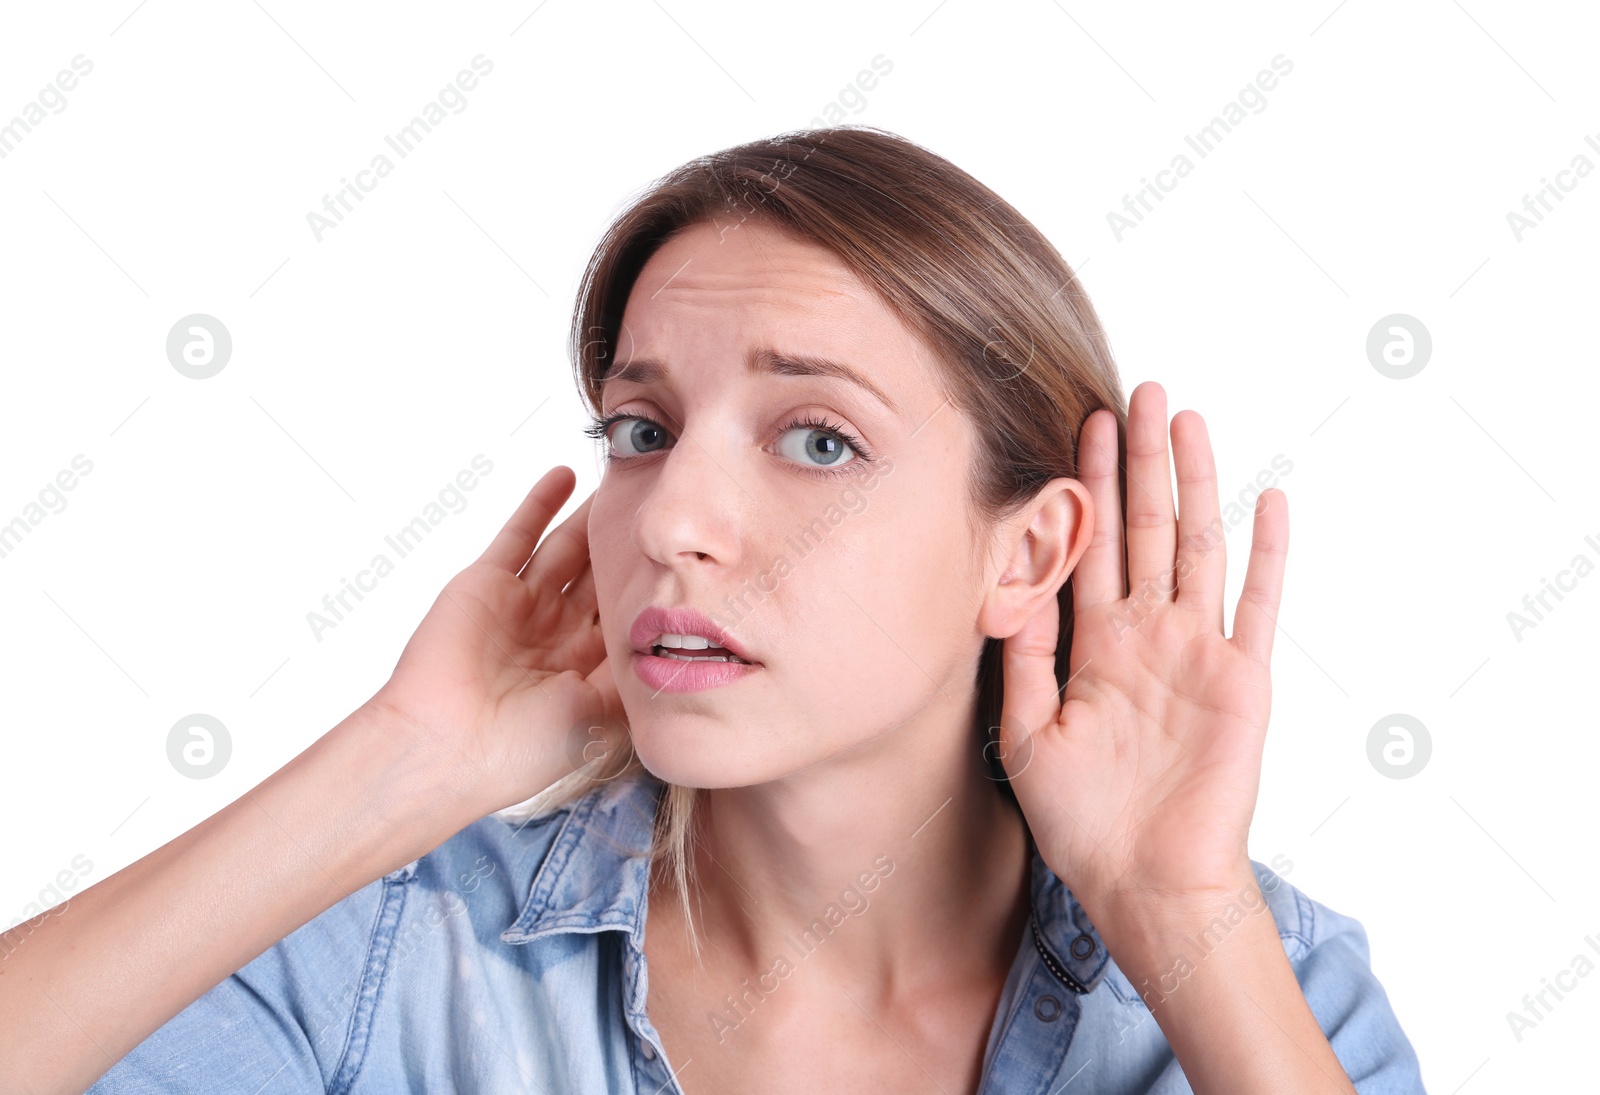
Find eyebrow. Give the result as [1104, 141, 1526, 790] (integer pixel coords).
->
[600, 345, 900, 417]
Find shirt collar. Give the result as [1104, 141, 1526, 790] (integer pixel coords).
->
[498, 771, 1114, 995]
[499, 771, 661, 945]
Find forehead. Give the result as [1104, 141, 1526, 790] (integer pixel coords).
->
[615, 219, 917, 358]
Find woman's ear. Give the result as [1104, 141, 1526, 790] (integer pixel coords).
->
[978, 479, 1093, 640]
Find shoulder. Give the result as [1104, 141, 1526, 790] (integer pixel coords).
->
[1092, 856, 1376, 992]
[387, 800, 576, 900]
[1248, 854, 1323, 960]
[1088, 858, 1425, 1092]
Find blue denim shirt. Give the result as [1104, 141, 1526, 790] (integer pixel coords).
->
[88, 771, 1425, 1093]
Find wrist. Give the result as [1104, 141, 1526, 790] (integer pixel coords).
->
[1080, 861, 1267, 989]
[1085, 867, 1356, 1095]
[326, 701, 489, 866]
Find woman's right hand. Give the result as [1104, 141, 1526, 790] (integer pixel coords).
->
[0, 464, 626, 1095]
[366, 465, 628, 818]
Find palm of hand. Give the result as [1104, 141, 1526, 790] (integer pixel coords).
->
[1000, 383, 1288, 915]
[375, 469, 622, 810]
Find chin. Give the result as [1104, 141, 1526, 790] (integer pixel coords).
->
[625, 717, 774, 791]
[632, 742, 751, 791]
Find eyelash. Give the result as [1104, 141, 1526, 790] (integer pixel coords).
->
[582, 410, 875, 478]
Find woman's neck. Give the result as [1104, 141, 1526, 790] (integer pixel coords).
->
[656, 726, 1034, 1004]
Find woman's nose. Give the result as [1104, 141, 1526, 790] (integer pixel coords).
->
[630, 432, 745, 570]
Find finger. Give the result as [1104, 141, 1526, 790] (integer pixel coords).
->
[1124, 382, 1177, 604]
[1000, 586, 1066, 752]
[478, 467, 576, 573]
[1170, 410, 1226, 634]
[1233, 488, 1288, 665]
[1071, 408, 1126, 611]
[522, 488, 597, 595]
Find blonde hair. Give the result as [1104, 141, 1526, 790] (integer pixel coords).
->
[498, 124, 1129, 965]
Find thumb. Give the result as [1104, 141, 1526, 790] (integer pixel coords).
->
[998, 592, 1065, 773]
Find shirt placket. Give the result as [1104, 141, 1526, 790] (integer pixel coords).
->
[621, 929, 690, 1095]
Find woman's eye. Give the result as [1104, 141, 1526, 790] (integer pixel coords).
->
[775, 424, 858, 468]
[597, 414, 864, 471]
[609, 417, 671, 457]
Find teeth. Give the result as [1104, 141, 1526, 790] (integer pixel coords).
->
[650, 632, 751, 665]
[655, 633, 711, 650]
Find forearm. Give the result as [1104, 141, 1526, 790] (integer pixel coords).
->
[0, 702, 481, 1095]
[1093, 873, 1359, 1095]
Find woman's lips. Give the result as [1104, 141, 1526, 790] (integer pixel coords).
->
[629, 604, 760, 665]
[631, 649, 760, 694]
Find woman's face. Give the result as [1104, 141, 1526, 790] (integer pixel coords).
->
[588, 217, 998, 788]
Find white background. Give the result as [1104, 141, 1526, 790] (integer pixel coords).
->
[2, 2, 1597, 1091]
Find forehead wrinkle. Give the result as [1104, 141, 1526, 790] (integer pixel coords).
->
[641, 231, 868, 307]
[648, 271, 864, 309]
[611, 229, 915, 418]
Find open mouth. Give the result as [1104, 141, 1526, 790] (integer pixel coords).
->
[650, 643, 753, 666]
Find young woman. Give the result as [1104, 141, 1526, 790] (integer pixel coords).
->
[2, 126, 1424, 1094]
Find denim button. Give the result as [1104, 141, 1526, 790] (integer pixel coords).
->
[642, 1040, 657, 1060]
[1034, 994, 1062, 1022]
[1070, 933, 1094, 959]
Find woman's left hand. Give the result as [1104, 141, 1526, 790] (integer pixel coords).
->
[997, 380, 1289, 927]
